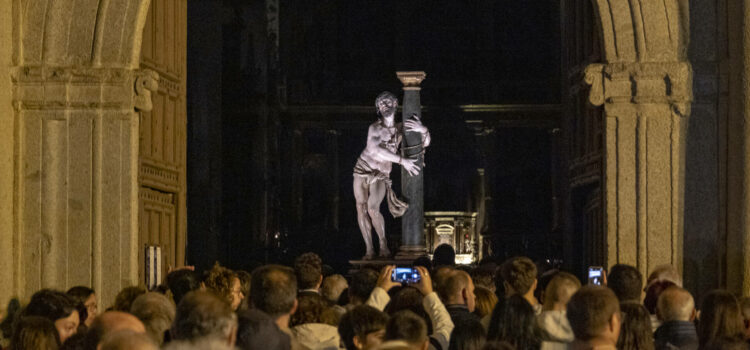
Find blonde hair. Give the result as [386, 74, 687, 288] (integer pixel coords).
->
[474, 286, 498, 318]
[542, 272, 581, 311]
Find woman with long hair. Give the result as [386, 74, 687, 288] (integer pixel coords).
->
[487, 295, 540, 350]
[616, 303, 654, 350]
[697, 290, 745, 348]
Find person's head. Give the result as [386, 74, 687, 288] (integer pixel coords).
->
[236, 270, 252, 310]
[204, 263, 244, 311]
[235, 309, 291, 350]
[9, 316, 60, 350]
[536, 269, 559, 304]
[22, 289, 80, 343]
[66, 287, 97, 328]
[339, 305, 389, 350]
[616, 303, 654, 350]
[294, 252, 324, 291]
[500, 257, 537, 297]
[702, 336, 750, 350]
[384, 287, 432, 334]
[83, 311, 147, 349]
[470, 267, 495, 293]
[250, 265, 298, 320]
[349, 268, 379, 305]
[384, 310, 428, 350]
[129, 292, 176, 345]
[112, 286, 146, 312]
[375, 91, 398, 118]
[433, 244, 456, 268]
[322, 274, 349, 304]
[656, 286, 695, 322]
[99, 329, 158, 350]
[646, 264, 682, 288]
[473, 286, 498, 319]
[542, 272, 581, 312]
[448, 319, 486, 350]
[607, 264, 643, 303]
[166, 269, 201, 305]
[436, 270, 476, 312]
[171, 291, 238, 346]
[290, 293, 339, 327]
[643, 280, 676, 315]
[487, 295, 539, 350]
[698, 290, 745, 347]
[566, 286, 621, 345]
[412, 256, 432, 271]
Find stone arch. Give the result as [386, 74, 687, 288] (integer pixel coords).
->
[18, 0, 150, 67]
[584, 0, 692, 277]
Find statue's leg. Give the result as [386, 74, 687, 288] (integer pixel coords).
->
[353, 176, 374, 259]
[367, 180, 390, 257]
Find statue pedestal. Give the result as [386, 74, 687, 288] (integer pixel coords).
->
[348, 257, 421, 274]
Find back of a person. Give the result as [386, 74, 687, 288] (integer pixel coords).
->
[292, 323, 341, 350]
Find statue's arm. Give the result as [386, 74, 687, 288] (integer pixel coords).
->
[404, 118, 431, 148]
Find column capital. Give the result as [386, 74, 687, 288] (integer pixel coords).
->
[584, 62, 692, 114]
[397, 71, 426, 90]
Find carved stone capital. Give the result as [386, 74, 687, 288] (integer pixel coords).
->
[583, 62, 693, 114]
[397, 71, 426, 90]
[134, 69, 160, 112]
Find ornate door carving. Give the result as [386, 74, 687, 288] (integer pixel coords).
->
[138, 0, 187, 282]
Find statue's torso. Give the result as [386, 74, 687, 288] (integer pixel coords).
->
[358, 120, 402, 174]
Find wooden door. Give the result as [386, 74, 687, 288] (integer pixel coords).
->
[138, 0, 187, 284]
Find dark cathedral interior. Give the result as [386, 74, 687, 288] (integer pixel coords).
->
[186, 1, 567, 274]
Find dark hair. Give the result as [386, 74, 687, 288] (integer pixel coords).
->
[474, 286, 498, 319]
[349, 268, 379, 303]
[487, 295, 539, 350]
[433, 244, 456, 267]
[470, 267, 495, 292]
[338, 305, 389, 350]
[166, 269, 201, 305]
[294, 252, 323, 290]
[9, 316, 61, 350]
[702, 336, 750, 350]
[566, 286, 620, 341]
[130, 292, 176, 345]
[236, 309, 291, 350]
[23, 289, 79, 323]
[375, 91, 398, 115]
[616, 303, 654, 350]
[698, 290, 745, 347]
[608, 264, 643, 303]
[66, 287, 94, 303]
[643, 280, 675, 314]
[481, 341, 516, 350]
[290, 293, 339, 327]
[384, 310, 427, 345]
[449, 318, 487, 350]
[250, 265, 297, 317]
[500, 257, 537, 296]
[171, 291, 237, 341]
[113, 286, 146, 312]
[0, 298, 21, 339]
[535, 269, 558, 305]
[384, 287, 433, 334]
[413, 256, 433, 271]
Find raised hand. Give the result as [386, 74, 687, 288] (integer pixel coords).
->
[376, 265, 401, 292]
[413, 266, 433, 296]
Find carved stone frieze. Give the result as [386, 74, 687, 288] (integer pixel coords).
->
[584, 62, 693, 114]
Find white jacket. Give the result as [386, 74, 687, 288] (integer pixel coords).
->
[537, 310, 574, 350]
[366, 287, 454, 350]
[291, 323, 342, 350]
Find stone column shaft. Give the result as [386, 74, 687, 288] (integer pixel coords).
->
[585, 62, 691, 277]
[397, 71, 427, 259]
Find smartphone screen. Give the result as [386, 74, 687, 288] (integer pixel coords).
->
[391, 267, 421, 283]
[588, 266, 603, 285]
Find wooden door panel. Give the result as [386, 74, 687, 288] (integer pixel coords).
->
[138, 0, 187, 286]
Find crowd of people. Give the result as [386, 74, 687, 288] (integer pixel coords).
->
[1, 244, 749, 350]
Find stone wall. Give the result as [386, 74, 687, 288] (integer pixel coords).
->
[0, 0, 153, 308]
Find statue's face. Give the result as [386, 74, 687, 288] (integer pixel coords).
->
[377, 97, 397, 117]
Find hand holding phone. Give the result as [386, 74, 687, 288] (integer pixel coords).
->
[588, 266, 604, 285]
[391, 267, 421, 284]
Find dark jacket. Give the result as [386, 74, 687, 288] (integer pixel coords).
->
[654, 320, 698, 350]
[445, 304, 480, 328]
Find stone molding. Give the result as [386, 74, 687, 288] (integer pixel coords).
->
[397, 71, 426, 91]
[584, 62, 693, 114]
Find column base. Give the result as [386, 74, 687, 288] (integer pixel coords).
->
[395, 245, 427, 260]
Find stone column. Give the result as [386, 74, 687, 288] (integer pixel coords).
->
[396, 71, 427, 259]
[0, 0, 15, 311]
[584, 62, 691, 276]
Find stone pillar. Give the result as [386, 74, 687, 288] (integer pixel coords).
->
[0, 0, 15, 312]
[396, 71, 427, 259]
[584, 62, 691, 275]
